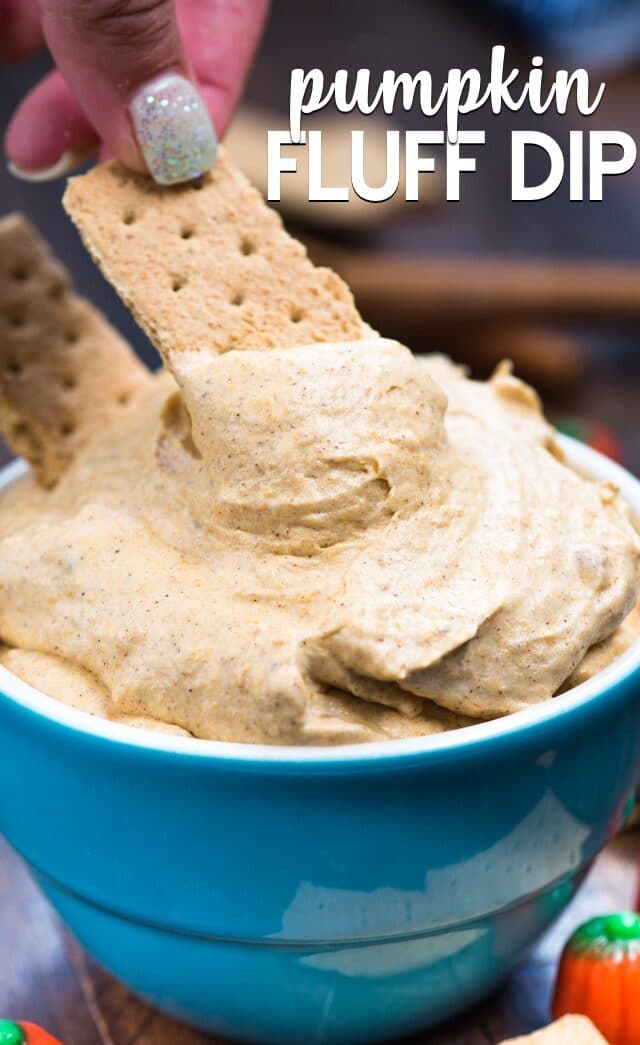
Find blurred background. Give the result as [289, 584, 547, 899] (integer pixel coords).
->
[2, 0, 640, 466]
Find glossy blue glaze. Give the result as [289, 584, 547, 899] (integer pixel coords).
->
[0, 441, 639, 1044]
[38, 868, 585, 1045]
[0, 656, 638, 1044]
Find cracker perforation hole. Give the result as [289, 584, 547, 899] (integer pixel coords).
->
[6, 359, 22, 375]
[49, 282, 65, 302]
[11, 422, 42, 467]
[172, 277, 186, 292]
[11, 265, 29, 282]
[65, 330, 79, 344]
[5, 308, 25, 329]
[122, 210, 136, 226]
[180, 226, 194, 240]
[117, 391, 130, 406]
[290, 307, 304, 324]
[61, 374, 76, 390]
[60, 420, 75, 437]
[231, 291, 244, 307]
[240, 238, 256, 256]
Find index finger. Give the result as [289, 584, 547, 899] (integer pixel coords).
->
[177, 0, 270, 136]
[0, 0, 44, 62]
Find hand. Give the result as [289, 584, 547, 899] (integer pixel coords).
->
[2, 0, 269, 184]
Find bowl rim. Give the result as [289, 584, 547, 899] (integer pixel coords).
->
[1, 434, 640, 766]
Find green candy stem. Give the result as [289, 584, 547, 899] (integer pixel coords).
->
[0, 1021, 25, 1045]
[556, 418, 588, 443]
[569, 912, 640, 957]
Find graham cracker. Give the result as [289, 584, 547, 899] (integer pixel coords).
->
[62, 148, 363, 370]
[501, 1015, 609, 1044]
[0, 214, 149, 486]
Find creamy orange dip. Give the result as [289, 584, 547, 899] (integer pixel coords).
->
[0, 343, 638, 744]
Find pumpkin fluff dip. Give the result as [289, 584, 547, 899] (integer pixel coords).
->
[0, 154, 638, 746]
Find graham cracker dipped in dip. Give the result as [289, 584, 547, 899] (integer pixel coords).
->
[0, 154, 637, 744]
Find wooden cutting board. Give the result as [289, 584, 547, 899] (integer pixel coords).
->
[0, 831, 637, 1044]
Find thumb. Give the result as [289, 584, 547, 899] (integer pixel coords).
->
[37, 0, 218, 184]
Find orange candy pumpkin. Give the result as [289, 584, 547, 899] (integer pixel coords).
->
[0, 1023, 61, 1045]
[552, 912, 640, 1045]
[21, 1024, 62, 1045]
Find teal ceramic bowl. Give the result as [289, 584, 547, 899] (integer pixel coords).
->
[0, 437, 639, 1045]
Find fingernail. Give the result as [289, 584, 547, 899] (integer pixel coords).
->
[129, 73, 218, 186]
[7, 147, 96, 183]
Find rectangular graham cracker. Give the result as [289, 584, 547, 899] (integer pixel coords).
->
[0, 214, 149, 486]
[62, 148, 363, 372]
[501, 1015, 609, 1044]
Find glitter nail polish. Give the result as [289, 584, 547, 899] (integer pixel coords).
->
[129, 73, 218, 186]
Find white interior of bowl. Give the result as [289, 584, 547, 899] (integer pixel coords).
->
[1, 434, 640, 763]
